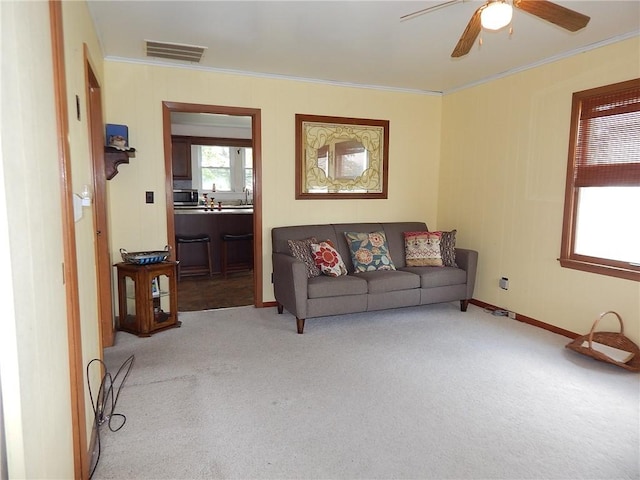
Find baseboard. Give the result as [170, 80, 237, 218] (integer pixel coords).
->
[260, 299, 578, 339]
[469, 299, 579, 339]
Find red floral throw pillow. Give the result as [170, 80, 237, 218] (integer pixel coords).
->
[310, 240, 347, 277]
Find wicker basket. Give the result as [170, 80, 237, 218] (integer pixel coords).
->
[566, 311, 640, 372]
[120, 245, 171, 265]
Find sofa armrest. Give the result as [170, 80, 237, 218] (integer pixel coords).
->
[455, 248, 478, 300]
[272, 252, 309, 319]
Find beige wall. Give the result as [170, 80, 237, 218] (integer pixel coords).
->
[439, 37, 640, 344]
[0, 1, 74, 477]
[0, 3, 637, 477]
[62, 0, 106, 451]
[1, 2, 106, 476]
[103, 62, 442, 302]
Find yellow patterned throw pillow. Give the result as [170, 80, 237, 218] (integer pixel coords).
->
[404, 231, 443, 267]
[344, 231, 396, 273]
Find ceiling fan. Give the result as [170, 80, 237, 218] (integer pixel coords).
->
[401, 0, 590, 58]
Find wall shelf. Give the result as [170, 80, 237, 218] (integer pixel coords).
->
[105, 146, 136, 180]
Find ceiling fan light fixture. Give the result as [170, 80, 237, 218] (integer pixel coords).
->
[481, 1, 513, 31]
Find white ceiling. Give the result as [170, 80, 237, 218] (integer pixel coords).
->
[87, 1, 640, 94]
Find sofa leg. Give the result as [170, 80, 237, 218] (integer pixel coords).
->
[296, 317, 305, 334]
[460, 299, 469, 312]
[277, 302, 283, 314]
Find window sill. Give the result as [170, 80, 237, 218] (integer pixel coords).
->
[559, 258, 640, 282]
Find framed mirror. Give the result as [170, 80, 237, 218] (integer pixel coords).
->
[295, 114, 389, 199]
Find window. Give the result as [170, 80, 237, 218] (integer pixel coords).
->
[243, 148, 253, 191]
[201, 145, 231, 191]
[560, 78, 640, 281]
[190, 137, 253, 193]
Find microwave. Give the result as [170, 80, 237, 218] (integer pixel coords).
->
[173, 189, 199, 206]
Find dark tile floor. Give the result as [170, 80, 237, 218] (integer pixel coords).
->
[177, 271, 253, 311]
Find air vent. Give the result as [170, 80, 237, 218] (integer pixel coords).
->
[145, 40, 206, 63]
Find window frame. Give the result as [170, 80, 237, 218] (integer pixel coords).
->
[559, 78, 640, 282]
[187, 136, 252, 193]
[199, 145, 232, 192]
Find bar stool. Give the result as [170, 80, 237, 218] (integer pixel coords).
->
[175, 234, 213, 281]
[221, 233, 253, 279]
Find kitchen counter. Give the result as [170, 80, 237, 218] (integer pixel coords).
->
[174, 209, 253, 275]
[175, 208, 253, 215]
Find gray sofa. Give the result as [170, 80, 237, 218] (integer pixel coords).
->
[272, 222, 478, 334]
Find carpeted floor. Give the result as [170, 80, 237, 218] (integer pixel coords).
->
[94, 303, 639, 479]
[177, 271, 253, 311]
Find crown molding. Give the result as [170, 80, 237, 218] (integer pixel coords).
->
[104, 31, 639, 97]
[442, 31, 640, 94]
[103, 56, 442, 96]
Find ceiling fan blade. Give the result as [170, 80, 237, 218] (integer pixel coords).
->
[451, 6, 482, 58]
[514, 0, 590, 32]
[400, 0, 462, 22]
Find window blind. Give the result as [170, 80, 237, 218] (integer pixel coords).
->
[574, 83, 640, 187]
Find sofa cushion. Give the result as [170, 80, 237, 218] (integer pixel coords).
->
[344, 231, 396, 273]
[287, 237, 321, 278]
[400, 266, 467, 288]
[356, 270, 420, 294]
[307, 274, 368, 299]
[310, 240, 347, 277]
[438, 230, 458, 268]
[404, 231, 443, 267]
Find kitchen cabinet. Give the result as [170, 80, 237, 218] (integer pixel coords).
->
[171, 136, 191, 180]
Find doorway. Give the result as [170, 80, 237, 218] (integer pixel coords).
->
[162, 102, 263, 309]
[86, 47, 114, 347]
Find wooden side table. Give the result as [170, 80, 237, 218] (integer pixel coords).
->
[115, 261, 181, 337]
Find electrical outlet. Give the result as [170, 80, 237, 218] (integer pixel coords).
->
[499, 277, 509, 290]
[145, 191, 154, 204]
[508, 311, 516, 319]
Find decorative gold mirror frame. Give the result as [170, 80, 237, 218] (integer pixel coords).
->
[295, 114, 389, 199]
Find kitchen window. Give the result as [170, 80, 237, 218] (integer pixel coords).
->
[560, 78, 640, 281]
[191, 138, 253, 193]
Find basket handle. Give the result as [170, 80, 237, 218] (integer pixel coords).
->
[587, 311, 624, 347]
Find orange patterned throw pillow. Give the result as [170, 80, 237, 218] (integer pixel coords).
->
[404, 231, 443, 267]
[310, 240, 347, 277]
